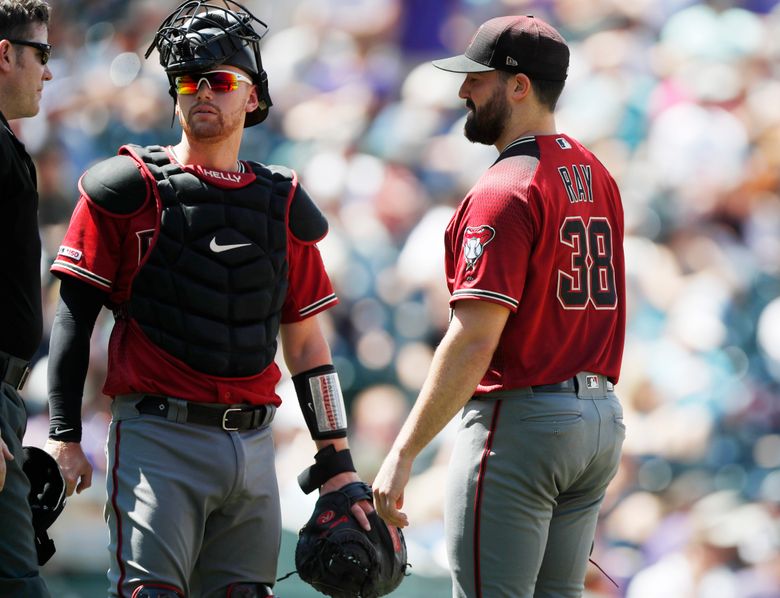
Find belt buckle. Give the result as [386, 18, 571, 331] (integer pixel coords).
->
[16, 365, 32, 391]
[221, 407, 243, 431]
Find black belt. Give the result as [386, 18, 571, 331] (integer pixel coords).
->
[532, 373, 614, 393]
[532, 379, 579, 392]
[136, 395, 275, 431]
[0, 350, 32, 391]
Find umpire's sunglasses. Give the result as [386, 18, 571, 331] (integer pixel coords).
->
[174, 70, 252, 95]
[6, 39, 51, 65]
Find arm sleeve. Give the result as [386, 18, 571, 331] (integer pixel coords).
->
[47, 277, 107, 442]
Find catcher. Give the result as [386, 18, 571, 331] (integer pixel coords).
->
[44, 1, 394, 596]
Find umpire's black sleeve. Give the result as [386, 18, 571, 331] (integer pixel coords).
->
[47, 277, 106, 442]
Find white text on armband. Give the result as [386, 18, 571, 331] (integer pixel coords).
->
[309, 372, 347, 434]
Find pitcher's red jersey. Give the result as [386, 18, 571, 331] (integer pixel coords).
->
[445, 134, 626, 393]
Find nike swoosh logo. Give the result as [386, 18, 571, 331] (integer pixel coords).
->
[54, 427, 74, 435]
[209, 237, 252, 253]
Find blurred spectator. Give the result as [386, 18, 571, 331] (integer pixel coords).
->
[348, 384, 409, 482]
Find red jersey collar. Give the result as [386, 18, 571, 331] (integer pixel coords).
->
[164, 146, 257, 188]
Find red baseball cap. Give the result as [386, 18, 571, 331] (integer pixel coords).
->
[432, 15, 569, 81]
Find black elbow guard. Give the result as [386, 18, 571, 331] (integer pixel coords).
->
[293, 364, 348, 440]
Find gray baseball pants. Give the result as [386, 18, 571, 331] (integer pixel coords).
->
[106, 396, 281, 597]
[445, 376, 625, 598]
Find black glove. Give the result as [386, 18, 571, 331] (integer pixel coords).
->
[295, 482, 408, 597]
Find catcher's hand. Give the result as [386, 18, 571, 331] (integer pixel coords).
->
[295, 482, 408, 597]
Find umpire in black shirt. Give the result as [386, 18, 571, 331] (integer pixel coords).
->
[0, 1, 53, 596]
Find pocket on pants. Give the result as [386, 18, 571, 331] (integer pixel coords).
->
[518, 410, 584, 437]
[519, 410, 583, 424]
[610, 399, 626, 433]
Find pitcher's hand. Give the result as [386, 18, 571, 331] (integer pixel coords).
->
[372, 450, 413, 529]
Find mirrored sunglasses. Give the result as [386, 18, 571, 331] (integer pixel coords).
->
[174, 70, 253, 95]
[6, 39, 51, 65]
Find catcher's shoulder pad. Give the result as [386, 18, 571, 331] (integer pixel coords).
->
[245, 163, 328, 243]
[80, 154, 148, 215]
[289, 184, 328, 244]
[249, 162, 328, 245]
[248, 161, 294, 183]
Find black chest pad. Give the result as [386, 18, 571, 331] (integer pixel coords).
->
[126, 145, 293, 378]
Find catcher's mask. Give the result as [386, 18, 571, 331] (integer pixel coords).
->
[22, 446, 67, 565]
[144, 0, 272, 127]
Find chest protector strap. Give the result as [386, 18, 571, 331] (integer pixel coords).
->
[121, 144, 294, 378]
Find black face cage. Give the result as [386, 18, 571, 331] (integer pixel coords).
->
[144, 0, 272, 126]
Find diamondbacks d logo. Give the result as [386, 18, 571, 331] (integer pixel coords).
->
[463, 225, 496, 270]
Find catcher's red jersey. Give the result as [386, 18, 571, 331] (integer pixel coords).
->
[446, 134, 626, 392]
[51, 149, 337, 405]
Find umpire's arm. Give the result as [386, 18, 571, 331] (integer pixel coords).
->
[280, 315, 373, 530]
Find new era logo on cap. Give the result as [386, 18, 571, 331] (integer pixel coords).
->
[432, 15, 569, 81]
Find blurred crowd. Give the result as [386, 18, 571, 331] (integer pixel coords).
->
[11, 0, 780, 595]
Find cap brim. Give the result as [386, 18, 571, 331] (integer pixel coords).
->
[431, 54, 494, 73]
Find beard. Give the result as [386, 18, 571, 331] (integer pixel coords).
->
[180, 102, 244, 141]
[464, 85, 510, 145]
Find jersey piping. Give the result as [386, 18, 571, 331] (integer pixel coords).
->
[299, 293, 338, 318]
[451, 288, 519, 310]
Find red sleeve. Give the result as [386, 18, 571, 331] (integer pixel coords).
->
[50, 195, 157, 304]
[50, 197, 125, 292]
[447, 168, 538, 312]
[281, 238, 338, 322]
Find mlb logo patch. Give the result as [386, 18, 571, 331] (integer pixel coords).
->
[58, 245, 82, 261]
[586, 375, 600, 389]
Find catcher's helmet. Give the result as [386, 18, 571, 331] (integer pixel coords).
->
[22, 446, 67, 565]
[145, 0, 272, 127]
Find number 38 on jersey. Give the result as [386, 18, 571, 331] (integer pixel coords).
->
[557, 216, 617, 310]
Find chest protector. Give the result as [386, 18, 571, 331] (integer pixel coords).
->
[124, 144, 291, 378]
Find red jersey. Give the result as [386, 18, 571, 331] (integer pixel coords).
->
[51, 147, 338, 406]
[445, 134, 625, 393]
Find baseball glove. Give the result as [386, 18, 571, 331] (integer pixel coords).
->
[294, 481, 408, 598]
